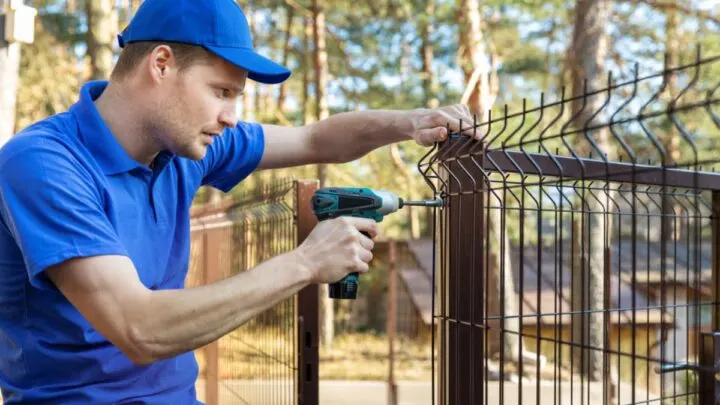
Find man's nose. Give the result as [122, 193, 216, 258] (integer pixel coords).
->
[218, 109, 238, 128]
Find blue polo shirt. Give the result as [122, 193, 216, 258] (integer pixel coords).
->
[0, 81, 265, 403]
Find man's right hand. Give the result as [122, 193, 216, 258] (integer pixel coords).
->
[295, 216, 378, 284]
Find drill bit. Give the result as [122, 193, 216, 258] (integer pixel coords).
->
[400, 199, 444, 208]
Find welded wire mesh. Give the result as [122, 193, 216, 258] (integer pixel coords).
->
[189, 179, 299, 405]
[419, 50, 720, 405]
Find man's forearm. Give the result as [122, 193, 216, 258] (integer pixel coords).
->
[308, 110, 416, 163]
[259, 104, 470, 170]
[131, 251, 311, 363]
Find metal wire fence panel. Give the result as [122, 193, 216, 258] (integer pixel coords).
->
[419, 51, 720, 405]
[189, 179, 319, 405]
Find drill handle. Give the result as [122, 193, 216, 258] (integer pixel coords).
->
[328, 231, 372, 300]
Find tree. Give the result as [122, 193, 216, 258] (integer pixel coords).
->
[15, 1, 86, 134]
[16, 18, 80, 133]
[310, 0, 334, 350]
[302, 13, 314, 126]
[456, 0, 524, 371]
[276, 3, 295, 119]
[419, 0, 437, 109]
[568, 0, 613, 392]
[312, 0, 329, 188]
[661, 4, 681, 242]
[0, 0, 23, 146]
[85, 0, 116, 80]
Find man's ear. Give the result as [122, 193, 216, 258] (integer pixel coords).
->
[148, 45, 175, 83]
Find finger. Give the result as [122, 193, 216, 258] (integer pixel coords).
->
[354, 259, 370, 274]
[357, 232, 374, 250]
[415, 127, 448, 146]
[423, 109, 475, 140]
[437, 110, 477, 138]
[344, 217, 379, 239]
[357, 246, 373, 263]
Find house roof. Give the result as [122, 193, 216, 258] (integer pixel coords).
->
[399, 269, 434, 325]
[399, 238, 690, 328]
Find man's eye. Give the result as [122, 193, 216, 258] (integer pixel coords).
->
[215, 88, 232, 98]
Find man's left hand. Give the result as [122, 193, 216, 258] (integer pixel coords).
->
[408, 104, 480, 147]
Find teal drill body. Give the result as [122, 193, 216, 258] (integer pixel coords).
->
[311, 187, 441, 300]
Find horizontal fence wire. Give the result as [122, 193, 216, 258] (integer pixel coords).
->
[419, 49, 720, 405]
[189, 179, 298, 405]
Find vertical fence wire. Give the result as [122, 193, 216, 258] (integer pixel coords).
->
[189, 179, 301, 405]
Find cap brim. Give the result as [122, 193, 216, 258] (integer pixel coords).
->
[205, 45, 291, 85]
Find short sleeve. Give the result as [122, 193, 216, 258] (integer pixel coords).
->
[200, 122, 265, 192]
[0, 139, 128, 289]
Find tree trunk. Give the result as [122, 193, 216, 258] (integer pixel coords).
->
[240, 3, 260, 191]
[276, 4, 295, 113]
[254, 83, 262, 120]
[0, 0, 22, 146]
[659, 5, 681, 396]
[242, 82, 255, 122]
[250, 4, 262, 121]
[303, 16, 314, 126]
[312, 0, 332, 349]
[242, 5, 256, 122]
[458, 0, 492, 117]
[312, 0, 329, 189]
[117, 0, 134, 27]
[420, 0, 437, 108]
[663, 6, 682, 242]
[568, 0, 611, 388]
[457, 0, 521, 366]
[86, 0, 116, 80]
[298, 16, 314, 182]
[415, 0, 437, 238]
[262, 89, 272, 118]
[396, 41, 410, 102]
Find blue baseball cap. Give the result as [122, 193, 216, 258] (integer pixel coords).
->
[118, 0, 291, 84]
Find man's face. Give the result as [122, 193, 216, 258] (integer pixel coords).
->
[150, 55, 247, 160]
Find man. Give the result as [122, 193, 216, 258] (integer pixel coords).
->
[0, 0, 473, 403]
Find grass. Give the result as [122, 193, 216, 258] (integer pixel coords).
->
[319, 332, 432, 381]
[195, 329, 432, 381]
[194, 327, 660, 395]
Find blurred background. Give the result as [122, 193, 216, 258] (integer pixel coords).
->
[5, 0, 719, 235]
[1, 0, 718, 404]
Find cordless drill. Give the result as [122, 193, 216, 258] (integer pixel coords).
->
[311, 187, 442, 300]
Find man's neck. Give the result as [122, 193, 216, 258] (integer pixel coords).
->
[94, 81, 161, 166]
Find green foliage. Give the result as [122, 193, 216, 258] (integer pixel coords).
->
[15, 0, 720, 238]
[16, 16, 81, 132]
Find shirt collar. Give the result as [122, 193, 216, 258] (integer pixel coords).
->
[69, 81, 175, 175]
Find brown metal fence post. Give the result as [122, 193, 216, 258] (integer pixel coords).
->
[203, 226, 222, 405]
[444, 151, 485, 405]
[712, 191, 720, 344]
[296, 180, 320, 405]
[699, 191, 720, 405]
[387, 239, 398, 405]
